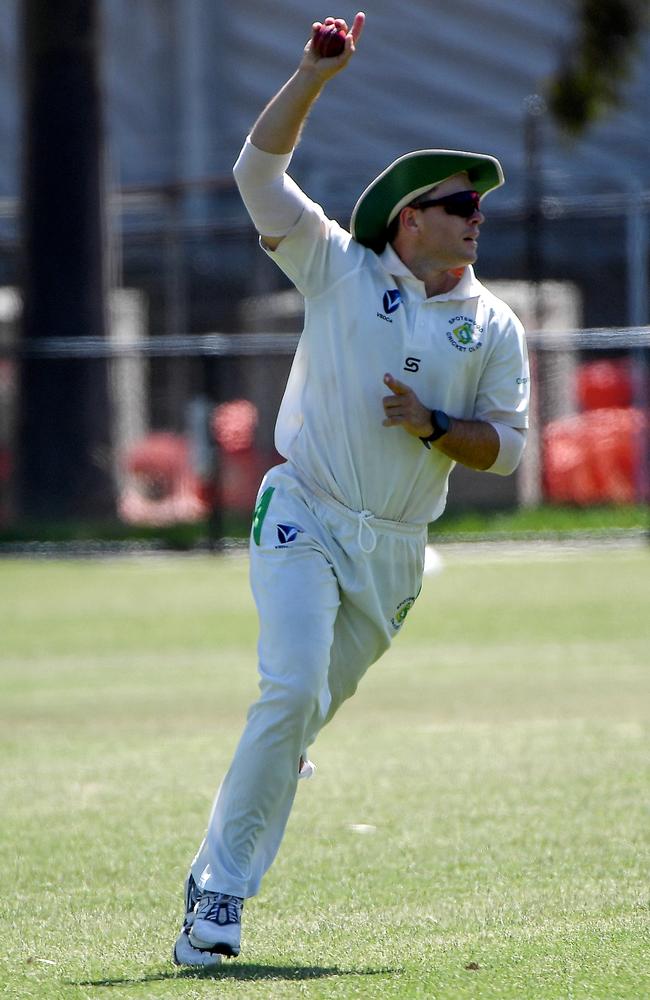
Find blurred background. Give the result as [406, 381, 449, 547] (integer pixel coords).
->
[0, 0, 648, 548]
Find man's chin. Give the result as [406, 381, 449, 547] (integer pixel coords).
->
[448, 254, 476, 271]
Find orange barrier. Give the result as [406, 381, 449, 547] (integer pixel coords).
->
[576, 358, 633, 411]
[119, 432, 209, 525]
[543, 406, 646, 504]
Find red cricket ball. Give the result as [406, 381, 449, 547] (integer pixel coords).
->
[312, 24, 347, 58]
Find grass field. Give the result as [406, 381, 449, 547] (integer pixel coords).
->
[1, 545, 649, 1000]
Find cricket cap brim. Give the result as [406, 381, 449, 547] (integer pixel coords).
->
[350, 149, 504, 250]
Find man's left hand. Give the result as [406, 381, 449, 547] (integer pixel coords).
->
[381, 373, 433, 439]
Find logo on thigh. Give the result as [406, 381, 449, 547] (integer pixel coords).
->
[390, 596, 416, 631]
[276, 522, 304, 547]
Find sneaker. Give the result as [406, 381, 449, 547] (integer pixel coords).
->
[189, 892, 244, 957]
[173, 927, 223, 968]
[172, 873, 222, 968]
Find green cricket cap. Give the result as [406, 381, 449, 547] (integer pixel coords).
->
[350, 148, 505, 250]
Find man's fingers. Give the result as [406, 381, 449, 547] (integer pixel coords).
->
[308, 13, 363, 66]
[384, 372, 410, 396]
[350, 11, 365, 43]
[382, 371, 431, 437]
[382, 397, 412, 429]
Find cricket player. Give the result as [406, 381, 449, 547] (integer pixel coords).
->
[173, 11, 530, 967]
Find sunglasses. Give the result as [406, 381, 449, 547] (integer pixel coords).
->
[411, 190, 481, 219]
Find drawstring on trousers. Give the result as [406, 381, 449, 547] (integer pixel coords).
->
[357, 510, 377, 554]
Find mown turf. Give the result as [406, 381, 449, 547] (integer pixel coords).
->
[1, 546, 649, 999]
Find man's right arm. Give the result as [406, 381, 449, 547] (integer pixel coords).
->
[234, 13, 365, 250]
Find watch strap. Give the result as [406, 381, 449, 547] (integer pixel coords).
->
[420, 409, 451, 449]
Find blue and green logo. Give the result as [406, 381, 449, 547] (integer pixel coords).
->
[390, 596, 416, 630]
[447, 315, 484, 353]
[452, 321, 476, 345]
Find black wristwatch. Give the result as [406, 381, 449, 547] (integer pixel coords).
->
[420, 409, 451, 449]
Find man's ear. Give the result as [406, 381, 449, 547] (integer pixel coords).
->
[400, 205, 420, 234]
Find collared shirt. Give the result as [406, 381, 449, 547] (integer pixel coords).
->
[265, 195, 529, 525]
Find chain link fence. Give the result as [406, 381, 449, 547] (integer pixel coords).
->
[0, 194, 649, 544]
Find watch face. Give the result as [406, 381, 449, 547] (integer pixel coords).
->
[433, 410, 450, 438]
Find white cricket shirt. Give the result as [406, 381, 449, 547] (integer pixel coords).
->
[265, 196, 529, 525]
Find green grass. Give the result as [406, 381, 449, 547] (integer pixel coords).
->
[1, 546, 649, 999]
[1, 503, 647, 549]
[432, 503, 648, 538]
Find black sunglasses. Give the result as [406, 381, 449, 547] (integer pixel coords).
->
[411, 190, 481, 219]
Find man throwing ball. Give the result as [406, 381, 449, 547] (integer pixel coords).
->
[173, 11, 530, 967]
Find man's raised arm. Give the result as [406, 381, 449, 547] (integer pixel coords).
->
[233, 13, 365, 251]
[250, 13, 365, 154]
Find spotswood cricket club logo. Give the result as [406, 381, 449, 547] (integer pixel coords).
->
[390, 596, 416, 631]
[447, 315, 484, 353]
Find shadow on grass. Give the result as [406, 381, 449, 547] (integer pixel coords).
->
[70, 962, 399, 986]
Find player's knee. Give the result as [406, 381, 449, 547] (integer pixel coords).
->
[258, 675, 320, 727]
[280, 680, 319, 721]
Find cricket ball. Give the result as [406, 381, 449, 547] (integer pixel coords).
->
[312, 24, 347, 58]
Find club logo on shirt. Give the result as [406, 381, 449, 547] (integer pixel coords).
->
[447, 315, 484, 353]
[276, 523, 304, 547]
[390, 596, 416, 631]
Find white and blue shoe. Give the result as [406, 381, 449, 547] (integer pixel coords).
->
[174, 754, 311, 966]
[189, 892, 244, 957]
[172, 873, 222, 969]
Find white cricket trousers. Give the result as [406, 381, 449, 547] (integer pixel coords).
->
[190, 463, 426, 899]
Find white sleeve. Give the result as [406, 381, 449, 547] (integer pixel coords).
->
[474, 312, 530, 429]
[234, 136, 367, 299]
[232, 136, 309, 238]
[487, 422, 527, 476]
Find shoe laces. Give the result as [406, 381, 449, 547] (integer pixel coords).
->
[199, 892, 243, 926]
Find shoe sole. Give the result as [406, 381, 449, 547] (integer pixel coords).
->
[211, 944, 239, 958]
[172, 946, 223, 968]
[173, 932, 223, 968]
[188, 937, 239, 958]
